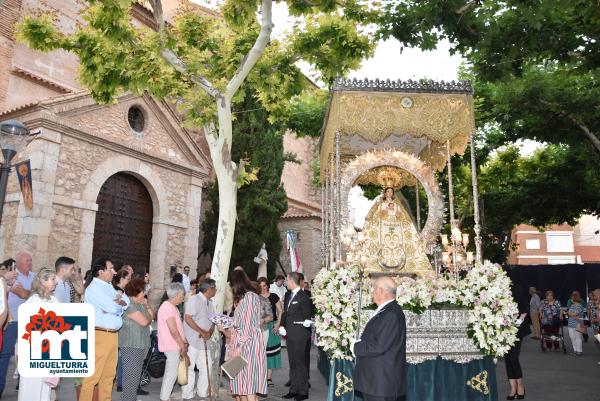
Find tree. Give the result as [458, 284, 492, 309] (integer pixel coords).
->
[18, 0, 374, 310]
[377, 1, 600, 154]
[445, 143, 600, 263]
[376, 2, 600, 260]
[201, 91, 290, 280]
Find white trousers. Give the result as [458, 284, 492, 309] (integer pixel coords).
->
[568, 327, 583, 353]
[18, 376, 52, 401]
[160, 351, 180, 401]
[262, 329, 269, 348]
[181, 346, 212, 399]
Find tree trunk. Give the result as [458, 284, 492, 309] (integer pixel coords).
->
[205, 102, 238, 314]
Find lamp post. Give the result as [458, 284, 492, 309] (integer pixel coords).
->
[0, 119, 31, 227]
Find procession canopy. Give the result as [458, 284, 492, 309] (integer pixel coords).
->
[319, 77, 476, 180]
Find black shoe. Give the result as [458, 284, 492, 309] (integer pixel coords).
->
[137, 388, 149, 395]
[282, 393, 298, 399]
[285, 380, 291, 387]
[116, 386, 122, 392]
[506, 396, 516, 400]
[516, 393, 525, 400]
[308, 382, 311, 388]
[295, 395, 309, 401]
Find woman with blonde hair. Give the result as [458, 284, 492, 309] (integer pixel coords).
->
[18, 267, 58, 401]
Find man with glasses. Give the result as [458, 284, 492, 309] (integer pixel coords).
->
[80, 258, 129, 401]
[0, 252, 35, 399]
[182, 279, 216, 400]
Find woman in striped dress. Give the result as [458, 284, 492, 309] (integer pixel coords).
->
[230, 269, 268, 400]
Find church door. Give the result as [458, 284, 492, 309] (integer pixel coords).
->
[92, 172, 154, 272]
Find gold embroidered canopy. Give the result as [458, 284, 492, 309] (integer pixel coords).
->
[319, 78, 476, 180]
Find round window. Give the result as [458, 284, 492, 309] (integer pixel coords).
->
[127, 105, 145, 133]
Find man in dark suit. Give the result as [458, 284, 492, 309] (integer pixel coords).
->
[352, 276, 407, 401]
[280, 272, 312, 401]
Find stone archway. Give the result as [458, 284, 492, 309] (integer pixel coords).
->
[78, 155, 170, 292]
[340, 149, 445, 250]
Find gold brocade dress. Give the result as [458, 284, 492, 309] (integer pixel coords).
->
[360, 196, 432, 276]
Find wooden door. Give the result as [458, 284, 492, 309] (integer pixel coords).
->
[92, 172, 153, 273]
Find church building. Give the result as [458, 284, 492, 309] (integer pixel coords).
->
[0, 0, 323, 288]
[0, 0, 212, 293]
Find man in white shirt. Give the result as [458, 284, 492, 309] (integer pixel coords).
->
[182, 265, 191, 294]
[54, 256, 75, 303]
[270, 275, 286, 301]
[182, 279, 216, 400]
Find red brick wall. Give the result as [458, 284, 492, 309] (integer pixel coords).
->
[0, 0, 22, 108]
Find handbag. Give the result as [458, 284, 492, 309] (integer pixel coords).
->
[177, 354, 190, 385]
[576, 323, 587, 334]
[221, 355, 247, 379]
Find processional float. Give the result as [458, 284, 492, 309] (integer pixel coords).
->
[317, 78, 502, 401]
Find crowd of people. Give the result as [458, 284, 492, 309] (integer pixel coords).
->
[0, 253, 316, 401]
[499, 285, 600, 400]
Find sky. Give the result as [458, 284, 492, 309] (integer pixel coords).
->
[192, 1, 464, 83]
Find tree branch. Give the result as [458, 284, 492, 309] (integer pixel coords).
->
[540, 99, 600, 153]
[161, 49, 221, 98]
[456, 0, 477, 15]
[148, 0, 221, 99]
[225, 0, 274, 100]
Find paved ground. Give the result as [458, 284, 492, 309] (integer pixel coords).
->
[2, 329, 598, 401]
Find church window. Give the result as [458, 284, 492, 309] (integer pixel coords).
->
[127, 105, 145, 133]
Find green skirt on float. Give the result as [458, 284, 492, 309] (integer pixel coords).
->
[266, 321, 282, 369]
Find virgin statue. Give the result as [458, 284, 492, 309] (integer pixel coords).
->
[360, 187, 432, 275]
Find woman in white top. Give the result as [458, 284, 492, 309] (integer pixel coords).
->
[18, 267, 58, 401]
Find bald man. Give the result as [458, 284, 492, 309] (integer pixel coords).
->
[0, 252, 35, 397]
[352, 277, 406, 401]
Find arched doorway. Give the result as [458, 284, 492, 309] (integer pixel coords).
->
[92, 172, 154, 272]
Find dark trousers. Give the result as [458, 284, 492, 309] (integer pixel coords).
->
[287, 335, 310, 396]
[358, 392, 406, 401]
[305, 340, 311, 379]
[505, 339, 523, 379]
[0, 322, 18, 390]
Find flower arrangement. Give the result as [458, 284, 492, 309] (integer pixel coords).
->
[313, 261, 518, 360]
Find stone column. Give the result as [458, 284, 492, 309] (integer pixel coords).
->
[12, 128, 61, 268]
[182, 176, 203, 277]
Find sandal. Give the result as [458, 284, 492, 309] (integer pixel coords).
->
[268, 379, 274, 387]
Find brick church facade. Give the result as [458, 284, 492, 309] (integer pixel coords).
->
[0, 0, 322, 290]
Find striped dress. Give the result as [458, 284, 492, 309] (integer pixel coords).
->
[230, 292, 268, 396]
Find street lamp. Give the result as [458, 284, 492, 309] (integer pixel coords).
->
[0, 119, 31, 227]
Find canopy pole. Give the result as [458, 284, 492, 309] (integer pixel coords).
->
[335, 131, 342, 262]
[469, 134, 483, 265]
[329, 153, 335, 265]
[416, 182, 421, 231]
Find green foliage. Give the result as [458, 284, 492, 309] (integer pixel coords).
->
[448, 144, 600, 262]
[202, 91, 289, 279]
[377, 1, 600, 261]
[18, 0, 374, 127]
[279, 89, 329, 138]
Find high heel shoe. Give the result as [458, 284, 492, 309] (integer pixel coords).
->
[506, 395, 516, 400]
[516, 394, 525, 400]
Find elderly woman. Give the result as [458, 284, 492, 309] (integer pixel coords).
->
[157, 282, 188, 401]
[567, 291, 585, 355]
[119, 278, 154, 401]
[18, 267, 57, 401]
[539, 290, 562, 350]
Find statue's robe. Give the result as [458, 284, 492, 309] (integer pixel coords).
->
[361, 195, 432, 275]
